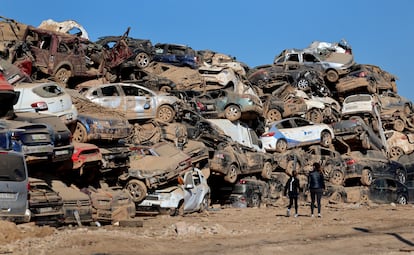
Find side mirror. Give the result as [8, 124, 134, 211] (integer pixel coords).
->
[185, 184, 194, 189]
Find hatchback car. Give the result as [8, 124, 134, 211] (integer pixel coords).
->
[14, 82, 78, 126]
[368, 178, 409, 205]
[152, 43, 198, 69]
[384, 130, 414, 160]
[78, 82, 182, 122]
[0, 150, 30, 223]
[260, 117, 334, 153]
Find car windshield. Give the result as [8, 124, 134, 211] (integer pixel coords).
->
[0, 152, 26, 182]
[33, 84, 64, 98]
[344, 95, 372, 103]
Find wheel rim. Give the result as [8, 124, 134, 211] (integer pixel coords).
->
[225, 106, 241, 121]
[398, 195, 407, 205]
[126, 182, 145, 201]
[330, 170, 344, 185]
[396, 169, 406, 184]
[136, 53, 150, 68]
[276, 140, 287, 152]
[267, 109, 282, 122]
[55, 68, 71, 84]
[157, 106, 174, 122]
[308, 110, 322, 123]
[297, 79, 309, 90]
[262, 162, 273, 179]
[394, 119, 405, 132]
[73, 123, 87, 143]
[321, 132, 332, 147]
[226, 165, 238, 183]
[390, 147, 404, 159]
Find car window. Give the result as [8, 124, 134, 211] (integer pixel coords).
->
[121, 85, 147, 96]
[277, 120, 292, 129]
[32, 84, 64, 98]
[0, 152, 26, 182]
[303, 53, 318, 62]
[286, 54, 299, 62]
[294, 118, 310, 127]
[344, 95, 372, 103]
[101, 86, 119, 97]
[193, 172, 201, 185]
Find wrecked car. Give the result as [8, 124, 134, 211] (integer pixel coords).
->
[384, 130, 414, 160]
[78, 82, 182, 123]
[121, 69, 177, 92]
[136, 167, 210, 216]
[260, 94, 308, 122]
[119, 141, 193, 202]
[152, 43, 199, 69]
[368, 177, 409, 205]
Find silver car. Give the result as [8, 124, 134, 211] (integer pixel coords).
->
[78, 83, 182, 122]
[136, 168, 210, 216]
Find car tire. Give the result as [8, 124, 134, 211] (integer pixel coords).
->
[389, 146, 404, 160]
[224, 105, 241, 121]
[393, 119, 405, 132]
[397, 194, 408, 205]
[54, 67, 71, 86]
[171, 200, 185, 216]
[135, 52, 151, 68]
[156, 105, 176, 123]
[361, 169, 372, 186]
[261, 161, 273, 180]
[276, 139, 288, 153]
[266, 109, 282, 122]
[249, 193, 261, 208]
[159, 85, 171, 93]
[326, 70, 339, 83]
[296, 78, 310, 90]
[320, 131, 333, 147]
[125, 179, 147, 203]
[395, 168, 406, 184]
[306, 108, 323, 123]
[224, 164, 238, 183]
[329, 169, 345, 186]
[72, 122, 88, 143]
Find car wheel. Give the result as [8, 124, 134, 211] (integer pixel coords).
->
[326, 70, 339, 83]
[361, 169, 372, 186]
[266, 109, 282, 122]
[276, 139, 288, 153]
[224, 164, 238, 183]
[389, 146, 404, 160]
[125, 179, 147, 203]
[261, 161, 273, 180]
[249, 193, 261, 208]
[135, 52, 151, 68]
[171, 200, 185, 216]
[320, 131, 333, 147]
[156, 105, 176, 123]
[393, 119, 405, 132]
[397, 194, 408, 205]
[72, 122, 88, 143]
[54, 67, 71, 86]
[395, 168, 406, 184]
[159, 85, 171, 93]
[306, 108, 323, 123]
[404, 104, 412, 115]
[224, 105, 241, 121]
[330, 169, 345, 186]
[296, 78, 310, 90]
[199, 194, 210, 212]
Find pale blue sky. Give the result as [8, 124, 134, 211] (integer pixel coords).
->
[3, 0, 413, 101]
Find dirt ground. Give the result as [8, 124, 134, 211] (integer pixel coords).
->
[2, 199, 414, 255]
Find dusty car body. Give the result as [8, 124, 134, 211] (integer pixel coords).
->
[341, 150, 407, 186]
[38, 19, 89, 39]
[121, 69, 176, 92]
[82, 185, 135, 223]
[28, 177, 64, 226]
[119, 141, 192, 202]
[51, 180, 93, 225]
[229, 178, 268, 208]
[152, 43, 198, 69]
[273, 48, 355, 83]
[209, 141, 274, 183]
[260, 94, 307, 122]
[78, 82, 182, 122]
[0, 72, 20, 117]
[136, 168, 210, 216]
[71, 142, 102, 173]
[14, 81, 78, 126]
[378, 91, 413, 114]
[195, 89, 263, 121]
[368, 178, 409, 204]
[384, 130, 414, 160]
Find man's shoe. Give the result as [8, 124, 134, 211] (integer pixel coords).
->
[318, 213, 322, 218]
[294, 214, 298, 218]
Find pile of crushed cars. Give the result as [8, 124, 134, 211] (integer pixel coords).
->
[1, 16, 414, 226]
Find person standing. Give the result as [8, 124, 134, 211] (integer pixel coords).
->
[284, 170, 300, 217]
[307, 162, 325, 218]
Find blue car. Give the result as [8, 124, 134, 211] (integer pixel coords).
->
[152, 43, 199, 69]
[260, 117, 334, 153]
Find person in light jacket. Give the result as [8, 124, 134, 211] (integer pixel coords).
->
[307, 162, 325, 218]
[284, 170, 300, 217]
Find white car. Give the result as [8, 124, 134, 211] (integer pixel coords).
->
[78, 82, 182, 122]
[14, 82, 78, 126]
[341, 94, 379, 117]
[260, 117, 334, 153]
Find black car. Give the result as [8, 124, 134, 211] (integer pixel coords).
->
[368, 178, 409, 204]
[342, 150, 407, 186]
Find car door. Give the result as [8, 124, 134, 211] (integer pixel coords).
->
[90, 85, 124, 112]
[183, 170, 202, 212]
[292, 118, 318, 144]
[369, 179, 386, 202]
[120, 84, 156, 119]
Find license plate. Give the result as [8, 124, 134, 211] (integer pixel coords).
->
[39, 207, 54, 213]
[22, 145, 54, 154]
[55, 150, 69, 156]
[0, 193, 17, 200]
[31, 134, 48, 140]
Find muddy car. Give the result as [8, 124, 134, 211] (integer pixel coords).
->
[153, 43, 198, 69]
[368, 178, 409, 204]
[260, 94, 307, 122]
[210, 141, 274, 183]
[28, 177, 64, 226]
[121, 69, 176, 92]
[119, 141, 193, 202]
[384, 130, 414, 160]
[136, 167, 210, 216]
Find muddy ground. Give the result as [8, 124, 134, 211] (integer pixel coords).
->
[2, 199, 414, 255]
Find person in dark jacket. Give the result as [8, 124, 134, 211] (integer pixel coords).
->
[284, 170, 300, 217]
[307, 162, 325, 218]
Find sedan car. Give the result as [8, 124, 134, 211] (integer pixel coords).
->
[368, 178, 409, 205]
[136, 167, 210, 216]
[78, 82, 182, 122]
[342, 150, 407, 186]
[14, 82, 78, 127]
[260, 117, 334, 153]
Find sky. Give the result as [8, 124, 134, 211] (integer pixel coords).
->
[2, 0, 414, 102]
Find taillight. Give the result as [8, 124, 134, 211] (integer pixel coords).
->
[31, 102, 48, 111]
[196, 101, 206, 111]
[27, 182, 31, 191]
[261, 132, 275, 137]
[239, 179, 247, 184]
[358, 71, 366, 78]
[346, 159, 356, 165]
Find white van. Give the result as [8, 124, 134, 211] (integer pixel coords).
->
[0, 150, 30, 223]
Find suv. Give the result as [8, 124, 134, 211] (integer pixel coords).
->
[273, 48, 355, 83]
[152, 43, 199, 69]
